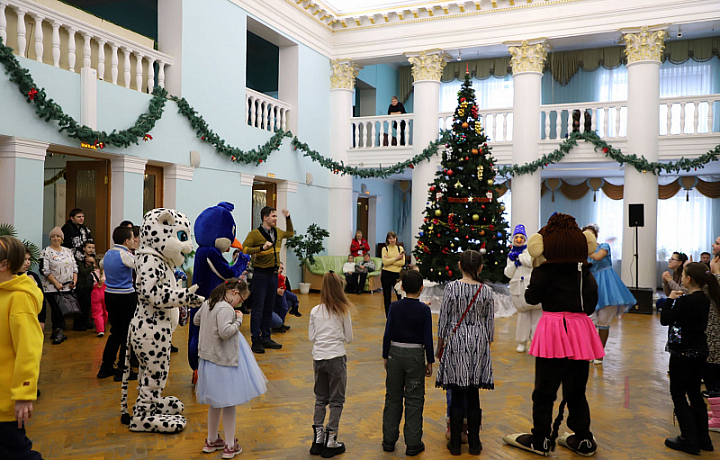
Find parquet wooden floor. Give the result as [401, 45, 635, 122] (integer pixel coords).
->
[30, 291, 718, 459]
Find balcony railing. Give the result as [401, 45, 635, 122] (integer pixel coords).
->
[245, 88, 291, 132]
[439, 109, 513, 142]
[350, 114, 413, 149]
[0, 0, 173, 92]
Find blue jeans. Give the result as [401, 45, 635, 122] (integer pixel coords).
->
[250, 269, 278, 341]
[271, 293, 290, 328]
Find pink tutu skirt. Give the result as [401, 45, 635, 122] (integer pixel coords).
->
[529, 311, 605, 360]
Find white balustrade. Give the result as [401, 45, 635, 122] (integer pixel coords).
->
[350, 114, 413, 149]
[438, 109, 513, 142]
[540, 102, 627, 140]
[32, 13, 42, 62]
[0, 0, 173, 92]
[245, 88, 291, 132]
[659, 95, 720, 136]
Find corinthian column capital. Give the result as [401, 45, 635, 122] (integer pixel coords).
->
[330, 59, 362, 90]
[505, 39, 550, 74]
[405, 49, 451, 82]
[620, 25, 669, 63]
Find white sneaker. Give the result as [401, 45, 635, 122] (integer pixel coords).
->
[516, 343, 526, 353]
[593, 359, 603, 365]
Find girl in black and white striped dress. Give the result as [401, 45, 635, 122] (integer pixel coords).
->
[435, 250, 494, 455]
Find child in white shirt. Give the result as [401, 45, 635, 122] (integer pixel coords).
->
[309, 272, 354, 458]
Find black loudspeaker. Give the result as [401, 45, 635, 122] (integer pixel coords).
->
[628, 287, 654, 314]
[628, 204, 644, 227]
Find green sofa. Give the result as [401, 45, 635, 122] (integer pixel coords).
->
[303, 255, 383, 292]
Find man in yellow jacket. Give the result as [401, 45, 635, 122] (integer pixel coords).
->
[0, 236, 44, 460]
[243, 206, 294, 354]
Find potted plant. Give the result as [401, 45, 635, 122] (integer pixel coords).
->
[0, 223, 41, 270]
[286, 224, 329, 294]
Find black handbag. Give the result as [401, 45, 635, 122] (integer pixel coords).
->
[56, 290, 81, 316]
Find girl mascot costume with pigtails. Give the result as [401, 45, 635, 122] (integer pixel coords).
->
[503, 213, 604, 457]
[505, 224, 542, 353]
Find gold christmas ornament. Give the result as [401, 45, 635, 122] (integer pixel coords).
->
[472, 214, 480, 221]
[477, 165, 483, 176]
[434, 209, 442, 217]
[455, 179, 462, 188]
[500, 205, 506, 211]
[487, 179, 494, 186]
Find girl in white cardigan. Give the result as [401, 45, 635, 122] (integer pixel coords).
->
[194, 279, 267, 459]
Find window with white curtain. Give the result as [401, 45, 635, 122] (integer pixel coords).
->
[656, 188, 715, 261]
[440, 76, 514, 112]
[593, 188, 624, 260]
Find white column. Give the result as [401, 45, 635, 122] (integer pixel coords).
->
[328, 59, 362, 255]
[158, 0, 182, 95]
[405, 50, 450, 257]
[81, 67, 98, 129]
[110, 156, 148, 228]
[164, 164, 194, 210]
[505, 39, 549, 236]
[620, 26, 667, 288]
[0, 138, 48, 248]
[15, 7, 26, 58]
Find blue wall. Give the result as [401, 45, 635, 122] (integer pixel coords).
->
[357, 64, 400, 115]
[0, 0, 333, 285]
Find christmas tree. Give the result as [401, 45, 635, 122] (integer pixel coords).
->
[413, 72, 509, 282]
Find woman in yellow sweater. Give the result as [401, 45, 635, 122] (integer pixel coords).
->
[381, 231, 405, 316]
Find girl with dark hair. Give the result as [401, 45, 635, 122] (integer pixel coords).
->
[435, 250, 494, 455]
[381, 231, 405, 317]
[657, 252, 689, 314]
[194, 278, 267, 458]
[661, 262, 719, 454]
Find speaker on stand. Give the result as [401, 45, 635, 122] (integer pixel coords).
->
[627, 203, 653, 314]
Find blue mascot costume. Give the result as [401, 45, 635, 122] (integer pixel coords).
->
[189, 202, 250, 382]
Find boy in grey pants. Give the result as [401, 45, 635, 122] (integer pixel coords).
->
[381, 270, 434, 456]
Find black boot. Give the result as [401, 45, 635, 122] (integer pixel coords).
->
[447, 405, 464, 455]
[289, 304, 302, 317]
[693, 405, 714, 452]
[310, 425, 324, 455]
[467, 408, 482, 455]
[52, 328, 64, 345]
[666, 406, 700, 455]
[321, 429, 345, 458]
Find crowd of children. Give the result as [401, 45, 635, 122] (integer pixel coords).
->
[6, 210, 720, 459]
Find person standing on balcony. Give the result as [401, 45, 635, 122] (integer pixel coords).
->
[387, 96, 407, 146]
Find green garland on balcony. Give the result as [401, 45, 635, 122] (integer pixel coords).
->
[291, 132, 451, 179]
[0, 37, 166, 149]
[3, 36, 718, 178]
[498, 131, 720, 177]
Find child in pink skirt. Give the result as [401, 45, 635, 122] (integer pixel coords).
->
[91, 264, 107, 337]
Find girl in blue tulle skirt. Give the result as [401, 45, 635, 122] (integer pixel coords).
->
[582, 224, 637, 365]
[194, 279, 268, 458]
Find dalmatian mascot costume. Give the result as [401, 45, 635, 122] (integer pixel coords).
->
[120, 208, 204, 433]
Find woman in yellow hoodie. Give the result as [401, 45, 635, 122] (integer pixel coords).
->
[0, 236, 44, 460]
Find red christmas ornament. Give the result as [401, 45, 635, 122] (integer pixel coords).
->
[201, 136, 205, 140]
[28, 88, 38, 100]
[602, 147, 609, 153]
[259, 159, 263, 163]
[447, 169, 454, 176]
[409, 164, 414, 169]
[231, 156, 236, 161]
[460, 98, 466, 102]
[489, 225, 494, 231]
[447, 270, 453, 277]
[143, 134, 153, 142]
[445, 266, 450, 271]
[455, 228, 459, 233]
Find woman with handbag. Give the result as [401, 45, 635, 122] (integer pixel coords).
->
[435, 250, 494, 456]
[40, 227, 78, 345]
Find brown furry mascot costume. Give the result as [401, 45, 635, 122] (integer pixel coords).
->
[503, 213, 604, 457]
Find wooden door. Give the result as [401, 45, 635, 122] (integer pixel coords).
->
[252, 181, 277, 228]
[143, 165, 164, 216]
[357, 197, 369, 242]
[65, 160, 109, 254]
